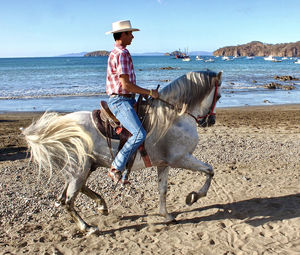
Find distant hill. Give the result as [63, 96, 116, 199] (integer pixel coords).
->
[58, 52, 88, 57]
[213, 41, 300, 57]
[84, 50, 110, 57]
[58, 50, 213, 57]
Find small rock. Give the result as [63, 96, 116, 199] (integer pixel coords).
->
[53, 248, 64, 255]
[39, 237, 45, 242]
[18, 241, 27, 248]
[274, 75, 299, 81]
[242, 176, 251, 181]
[160, 66, 176, 70]
[219, 222, 226, 228]
[264, 82, 296, 90]
[264, 82, 279, 89]
[197, 232, 204, 240]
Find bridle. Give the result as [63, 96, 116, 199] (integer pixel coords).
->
[195, 79, 219, 127]
[156, 79, 220, 127]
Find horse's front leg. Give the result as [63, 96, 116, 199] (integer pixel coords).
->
[157, 166, 175, 223]
[173, 154, 214, 206]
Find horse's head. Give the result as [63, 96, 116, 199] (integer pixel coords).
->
[147, 70, 222, 141]
[196, 71, 222, 128]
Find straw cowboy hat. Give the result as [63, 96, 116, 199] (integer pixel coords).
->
[106, 20, 140, 35]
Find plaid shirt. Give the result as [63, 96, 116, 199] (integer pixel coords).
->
[106, 44, 136, 95]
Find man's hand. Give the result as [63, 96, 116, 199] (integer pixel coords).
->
[150, 89, 159, 99]
[120, 74, 159, 98]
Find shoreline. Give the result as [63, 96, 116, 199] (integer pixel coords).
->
[1, 103, 300, 114]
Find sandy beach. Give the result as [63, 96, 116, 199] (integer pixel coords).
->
[1, 105, 300, 254]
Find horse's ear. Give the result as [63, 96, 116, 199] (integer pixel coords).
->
[217, 71, 223, 81]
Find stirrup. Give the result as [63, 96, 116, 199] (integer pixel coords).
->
[118, 178, 131, 185]
[108, 168, 122, 183]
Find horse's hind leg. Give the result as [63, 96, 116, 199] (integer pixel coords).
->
[56, 182, 68, 206]
[64, 178, 99, 234]
[81, 186, 108, 216]
[157, 166, 175, 223]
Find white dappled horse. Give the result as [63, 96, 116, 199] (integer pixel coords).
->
[23, 70, 222, 234]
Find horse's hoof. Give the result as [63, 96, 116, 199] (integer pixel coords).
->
[165, 218, 178, 225]
[99, 208, 109, 216]
[164, 214, 175, 224]
[159, 212, 175, 224]
[186, 192, 198, 206]
[86, 226, 100, 236]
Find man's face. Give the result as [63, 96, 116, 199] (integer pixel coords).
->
[122, 31, 134, 46]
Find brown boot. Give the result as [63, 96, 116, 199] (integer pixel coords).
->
[118, 178, 131, 185]
[108, 168, 122, 183]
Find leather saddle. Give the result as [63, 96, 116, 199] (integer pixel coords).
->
[92, 96, 151, 170]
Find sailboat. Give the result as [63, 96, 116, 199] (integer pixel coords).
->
[181, 48, 190, 61]
[264, 55, 275, 61]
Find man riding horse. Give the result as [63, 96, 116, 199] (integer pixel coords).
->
[22, 20, 222, 233]
[105, 20, 159, 185]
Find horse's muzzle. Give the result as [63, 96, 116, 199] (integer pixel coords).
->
[207, 115, 216, 126]
[197, 115, 216, 127]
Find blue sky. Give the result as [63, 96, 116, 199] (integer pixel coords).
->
[1, 0, 299, 57]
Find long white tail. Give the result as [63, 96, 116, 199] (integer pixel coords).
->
[22, 112, 93, 179]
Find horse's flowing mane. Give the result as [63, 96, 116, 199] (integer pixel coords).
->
[145, 70, 218, 141]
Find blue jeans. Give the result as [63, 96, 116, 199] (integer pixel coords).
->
[108, 96, 147, 172]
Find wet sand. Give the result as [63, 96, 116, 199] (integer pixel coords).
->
[1, 105, 300, 254]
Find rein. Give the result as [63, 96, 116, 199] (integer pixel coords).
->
[156, 80, 219, 125]
[156, 97, 200, 123]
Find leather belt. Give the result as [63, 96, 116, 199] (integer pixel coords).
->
[111, 93, 135, 98]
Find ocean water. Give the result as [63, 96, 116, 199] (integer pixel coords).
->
[0, 56, 300, 112]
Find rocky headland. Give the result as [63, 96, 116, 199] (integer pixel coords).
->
[84, 50, 110, 57]
[213, 41, 300, 57]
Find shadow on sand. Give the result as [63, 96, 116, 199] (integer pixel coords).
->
[0, 120, 17, 123]
[173, 193, 300, 227]
[101, 193, 300, 236]
[0, 147, 28, 161]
